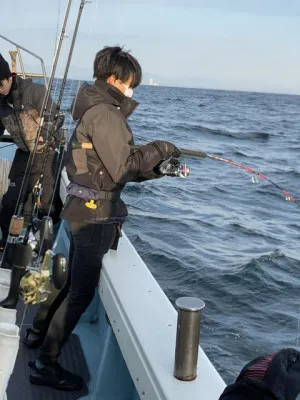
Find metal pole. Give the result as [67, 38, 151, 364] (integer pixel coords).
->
[13, 0, 73, 222]
[0, 33, 48, 87]
[173, 297, 205, 381]
[55, 0, 87, 115]
[16, 48, 26, 79]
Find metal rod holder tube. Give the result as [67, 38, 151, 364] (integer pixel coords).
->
[173, 297, 205, 381]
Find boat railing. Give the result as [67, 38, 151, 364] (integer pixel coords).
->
[0, 34, 47, 86]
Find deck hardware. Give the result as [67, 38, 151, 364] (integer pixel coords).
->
[173, 297, 205, 381]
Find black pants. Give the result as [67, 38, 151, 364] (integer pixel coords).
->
[0, 148, 62, 241]
[35, 221, 117, 365]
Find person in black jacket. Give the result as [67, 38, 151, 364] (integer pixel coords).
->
[0, 53, 63, 251]
[27, 45, 181, 391]
[219, 347, 300, 400]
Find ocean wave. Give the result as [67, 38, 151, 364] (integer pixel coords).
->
[171, 122, 271, 141]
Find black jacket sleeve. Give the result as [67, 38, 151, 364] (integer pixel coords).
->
[88, 105, 165, 185]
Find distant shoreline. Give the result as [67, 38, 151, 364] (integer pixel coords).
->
[33, 76, 300, 97]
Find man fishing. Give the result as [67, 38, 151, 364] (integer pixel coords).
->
[25, 45, 181, 390]
[0, 53, 63, 252]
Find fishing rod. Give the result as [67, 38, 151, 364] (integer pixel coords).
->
[27, 0, 88, 244]
[45, 0, 88, 220]
[4, 0, 74, 251]
[174, 148, 299, 206]
[72, 141, 299, 207]
[0, 0, 73, 274]
[132, 144, 300, 207]
[0, 0, 89, 308]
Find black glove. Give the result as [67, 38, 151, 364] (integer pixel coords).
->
[151, 140, 181, 159]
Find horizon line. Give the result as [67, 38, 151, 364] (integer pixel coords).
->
[46, 76, 300, 97]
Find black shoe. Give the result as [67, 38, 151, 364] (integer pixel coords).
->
[23, 328, 45, 349]
[29, 361, 83, 391]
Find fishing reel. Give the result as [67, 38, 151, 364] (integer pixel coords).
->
[20, 249, 67, 305]
[0, 216, 68, 308]
[156, 157, 190, 178]
[20, 216, 68, 305]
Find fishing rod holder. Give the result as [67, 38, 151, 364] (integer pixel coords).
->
[173, 297, 205, 381]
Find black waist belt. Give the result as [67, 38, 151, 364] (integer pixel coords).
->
[95, 191, 120, 201]
[67, 183, 121, 202]
[74, 191, 120, 202]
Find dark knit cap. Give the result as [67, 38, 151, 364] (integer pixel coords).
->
[0, 54, 11, 79]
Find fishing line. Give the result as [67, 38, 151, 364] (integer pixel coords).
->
[205, 153, 300, 207]
[54, 0, 63, 57]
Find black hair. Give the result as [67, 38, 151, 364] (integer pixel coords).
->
[0, 53, 11, 80]
[0, 73, 12, 81]
[93, 46, 142, 88]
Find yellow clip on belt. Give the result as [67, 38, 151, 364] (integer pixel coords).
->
[85, 200, 97, 209]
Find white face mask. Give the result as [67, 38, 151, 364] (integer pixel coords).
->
[122, 83, 133, 98]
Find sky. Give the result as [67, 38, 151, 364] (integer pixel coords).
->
[1, 0, 300, 94]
